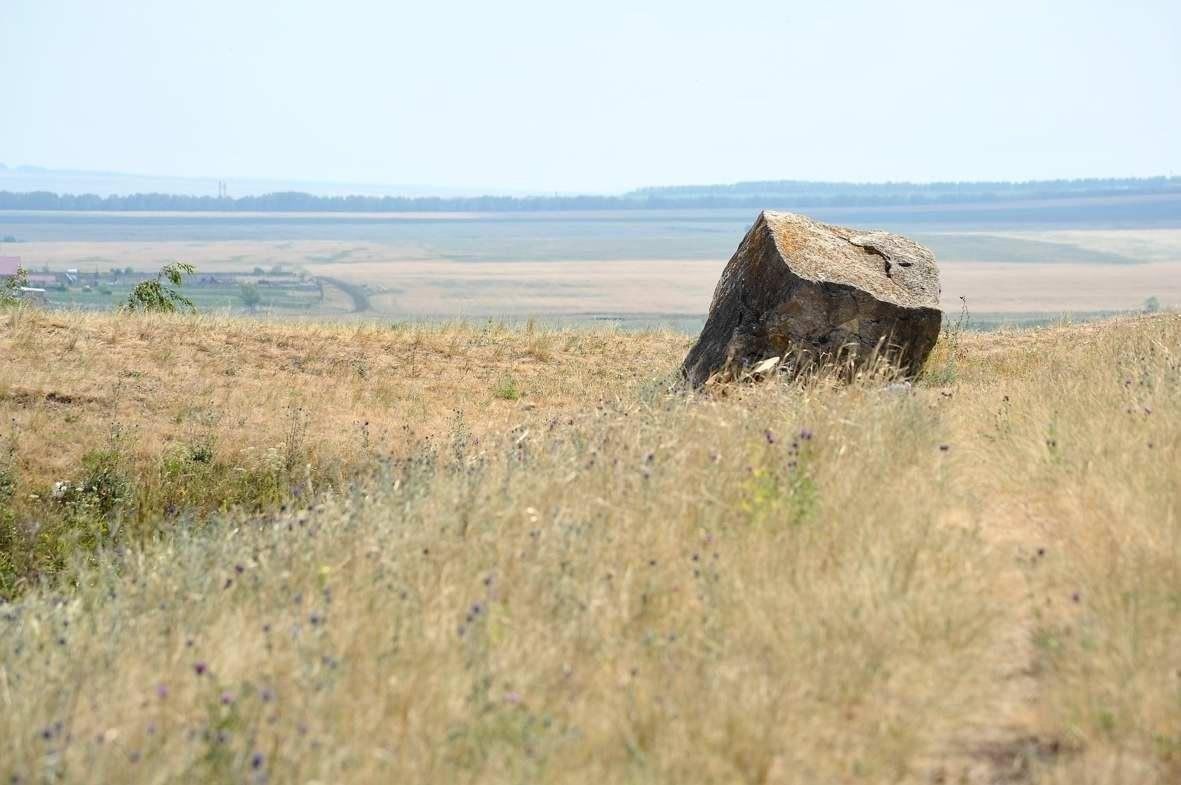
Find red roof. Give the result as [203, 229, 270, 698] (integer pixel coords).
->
[0, 256, 21, 276]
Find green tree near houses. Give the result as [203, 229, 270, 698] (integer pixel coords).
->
[1, 265, 28, 306]
[123, 262, 196, 313]
[238, 282, 262, 312]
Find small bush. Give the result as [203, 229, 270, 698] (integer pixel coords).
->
[492, 374, 522, 401]
[189, 440, 215, 464]
[0, 461, 14, 506]
[54, 448, 132, 518]
[123, 262, 196, 313]
[239, 282, 262, 312]
[1, 265, 28, 306]
[0, 466, 19, 594]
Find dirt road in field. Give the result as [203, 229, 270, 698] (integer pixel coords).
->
[926, 505, 1054, 784]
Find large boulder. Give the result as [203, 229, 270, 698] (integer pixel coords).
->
[681, 211, 942, 386]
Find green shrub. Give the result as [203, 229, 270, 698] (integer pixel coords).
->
[1, 265, 28, 306]
[123, 262, 196, 313]
[492, 374, 522, 401]
[238, 282, 262, 312]
[0, 459, 15, 556]
[54, 448, 132, 518]
[0, 462, 14, 507]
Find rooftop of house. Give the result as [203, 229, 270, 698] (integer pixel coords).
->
[0, 256, 22, 276]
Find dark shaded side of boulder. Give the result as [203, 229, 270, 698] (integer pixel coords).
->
[681, 211, 942, 386]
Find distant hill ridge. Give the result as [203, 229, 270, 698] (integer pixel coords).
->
[625, 176, 1181, 200]
[1, 176, 1179, 213]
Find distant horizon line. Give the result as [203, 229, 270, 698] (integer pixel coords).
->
[0, 163, 1178, 201]
[3, 175, 1181, 216]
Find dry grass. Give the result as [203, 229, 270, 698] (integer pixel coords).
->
[0, 309, 688, 589]
[0, 308, 686, 491]
[0, 310, 1178, 784]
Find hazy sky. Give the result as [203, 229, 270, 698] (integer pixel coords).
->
[3, 0, 1179, 193]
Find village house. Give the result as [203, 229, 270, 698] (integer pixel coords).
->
[0, 256, 49, 303]
[0, 255, 21, 280]
[24, 272, 59, 287]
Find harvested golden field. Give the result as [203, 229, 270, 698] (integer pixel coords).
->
[1, 309, 1179, 784]
[12, 234, 1181, 317]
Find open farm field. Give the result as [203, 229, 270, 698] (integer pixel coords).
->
[5, 237, 1179, 320]
[969, 228, 1181, 262]
[1, 207, 1177, 328]
[3, 207, 1179, 323]
[0, 309, 1178, 783]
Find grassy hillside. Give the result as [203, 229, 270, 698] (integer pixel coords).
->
[1, 310, 1179, 784]
[0, 310, 686, 592]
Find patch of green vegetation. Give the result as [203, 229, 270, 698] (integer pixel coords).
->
[0, 449, 17, 591]
[492, 374, 522, 401]
[238, 282, 261, 312]
[124, 262, 197, 313]
[45, 277, 325, 314]
[1, 264, 27, 306]
[0, 418, 346, 598]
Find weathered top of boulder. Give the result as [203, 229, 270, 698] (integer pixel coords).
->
[760, 211, 940, 310]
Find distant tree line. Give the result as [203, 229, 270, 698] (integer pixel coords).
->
[1, 176, 1178, 213]
[626, 176, 1181, 201]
